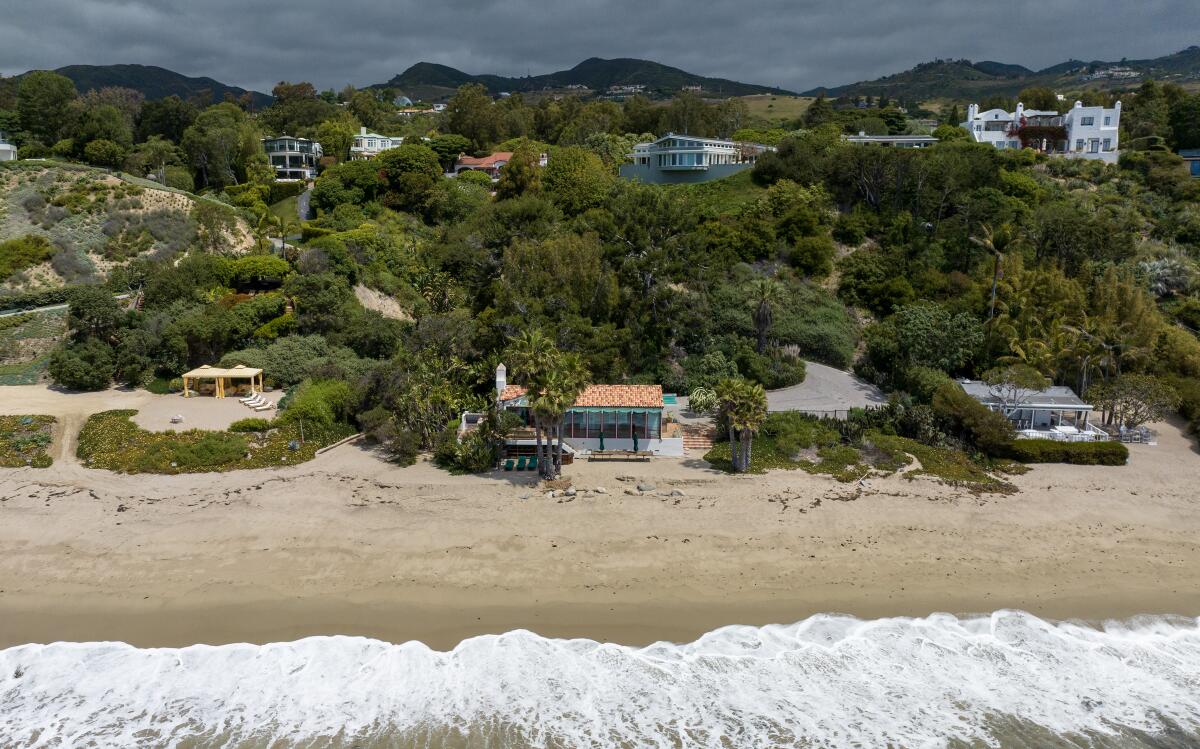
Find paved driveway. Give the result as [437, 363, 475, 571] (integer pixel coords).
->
[767, 361, 886, 416]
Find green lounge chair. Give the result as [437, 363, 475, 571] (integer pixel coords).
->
[516, 456, 527, 471]
[504, 458, 515, 471]
[529, 456, 538, 472]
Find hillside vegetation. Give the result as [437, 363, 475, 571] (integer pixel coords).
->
[0, 162, 253, 293]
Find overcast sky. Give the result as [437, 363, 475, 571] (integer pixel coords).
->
[1, 0, 1198, 94]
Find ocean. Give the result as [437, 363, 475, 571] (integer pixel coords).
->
[2, 610, 1198, 748]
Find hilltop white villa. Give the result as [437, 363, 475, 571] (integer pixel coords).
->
[261, 135, 322, 181]
[961, 100, 1121, 163]
[619, 133, 773, 184]
[350, 127, 402, 160]
[0, 131, 18, 162]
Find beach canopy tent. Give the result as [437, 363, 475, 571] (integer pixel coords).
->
[181, 364, 263, 398]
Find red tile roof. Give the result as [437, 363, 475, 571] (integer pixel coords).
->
[457, 152, 513, 168]
[499, 384, 663, 409]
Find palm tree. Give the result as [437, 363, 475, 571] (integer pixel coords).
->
[506, 329, 556, 474]
[970, 223, 1016, 322]
[528, 353, 589, 478]
[715, 378, 768, 472]
[750, 277, 782, 354]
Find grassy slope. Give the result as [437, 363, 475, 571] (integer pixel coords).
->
[739, 95, 814, 124]
[268, 195, 299, 225]
[663, 169, 766, 214]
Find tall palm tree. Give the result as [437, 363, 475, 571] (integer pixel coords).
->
[750, 277, 782, 354]
[970, 223, 1016, 322]
[506, 329, 557, 473]
[529, 353, 589, 478]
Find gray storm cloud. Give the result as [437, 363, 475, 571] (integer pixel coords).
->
[1, 0, 1197, 93]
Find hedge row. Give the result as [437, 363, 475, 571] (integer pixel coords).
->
[269, 181, 306, 205]
[0, 286, 81, 312]
[1002, 439, 1129, 466]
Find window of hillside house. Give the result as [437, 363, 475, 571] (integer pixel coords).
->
[1081, 116, 1094, 126]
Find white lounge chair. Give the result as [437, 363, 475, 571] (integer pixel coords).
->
[238, 393, 259, 402]
[244, 397, 266, 408]
[252, 402, 275, 412]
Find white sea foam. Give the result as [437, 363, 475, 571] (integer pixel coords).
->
[2, 610, 1199, 748]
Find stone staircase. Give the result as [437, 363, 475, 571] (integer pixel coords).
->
[681, 424, 716, 452]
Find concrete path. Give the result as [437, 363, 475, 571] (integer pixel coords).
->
[296, 188, 312, 221]
[767, 361, 886, 416]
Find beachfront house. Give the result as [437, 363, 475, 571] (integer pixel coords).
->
[350, 127, 402, 160]
[957, 379, 1110, 442]
[261, 135, 323, 181]
[960, 100, 1121, 163]
[619, 133, 774, 184]
[0, 131, 18, 162]
[484, 364, 684, 458]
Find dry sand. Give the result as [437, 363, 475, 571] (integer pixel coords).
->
[1, 385, 1199, 649]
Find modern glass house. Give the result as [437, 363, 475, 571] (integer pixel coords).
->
[262, 135, 322, 180]
[619, 133, 773, 184]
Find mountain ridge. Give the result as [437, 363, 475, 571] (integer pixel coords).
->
[372, 57, 796, 99]
[803, 46, 1200, 101]
[20, 64, 273, 107]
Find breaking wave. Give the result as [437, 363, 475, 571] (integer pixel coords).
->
[3, 610, 1200, 748]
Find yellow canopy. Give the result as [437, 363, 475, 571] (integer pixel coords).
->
[181, 364, 264, 398]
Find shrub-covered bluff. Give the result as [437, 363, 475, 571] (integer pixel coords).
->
[0, 72, 1197, 474]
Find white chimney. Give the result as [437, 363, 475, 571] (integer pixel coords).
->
[1074, 100, 1083, 109]
[495, 363, 507, 400]
[1016, 102, 1024, 118]
[360, 126, 367, 135]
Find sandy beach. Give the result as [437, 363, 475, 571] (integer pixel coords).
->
[1, 385, 1199, 649]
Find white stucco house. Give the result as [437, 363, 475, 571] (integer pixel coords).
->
[961, 100, 1121, 163]
[350, 127, 402, 160]
[0, 131, 17, 162]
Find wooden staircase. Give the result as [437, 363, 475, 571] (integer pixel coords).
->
[681, 424, 716, 452]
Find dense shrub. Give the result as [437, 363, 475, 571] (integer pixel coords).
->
[269, 180, 306, 204]
[49, 339, 115, 391]
[172, 432, 249, 468]
[1001, 439, 1129, 465]
[280, 379, 355, 427]
[0, 235, 57, 278]
[931, 382, 1015, 455]
[760, 412, 840, 455]
[229, 417, 274, 433]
